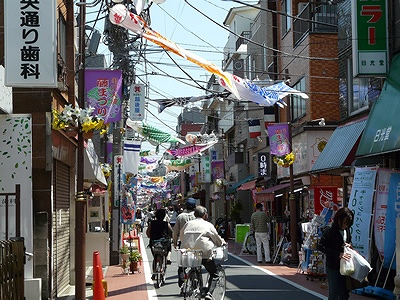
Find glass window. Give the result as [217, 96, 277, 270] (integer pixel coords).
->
[291, 77, 306, 121]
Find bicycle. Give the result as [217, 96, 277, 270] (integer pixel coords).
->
[151, 237, 170, 288]
[178, 246, 227, 300]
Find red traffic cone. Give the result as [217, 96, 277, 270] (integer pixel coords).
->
[93, 251, 105, 300]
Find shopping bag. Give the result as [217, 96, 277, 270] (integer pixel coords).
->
[346, 246, 372, 282]
[340, 247, 355, 276]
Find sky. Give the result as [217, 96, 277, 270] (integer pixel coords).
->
[88, 0, 257, 158]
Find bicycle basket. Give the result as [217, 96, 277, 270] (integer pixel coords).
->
[212, 245, 228, 261]
[151, 238, 170, 255]
[177, 249, 202, 267]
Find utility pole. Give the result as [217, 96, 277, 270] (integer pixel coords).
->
[76, 1, 86, 298]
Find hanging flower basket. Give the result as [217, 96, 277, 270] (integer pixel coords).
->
[273, 152, 296, 168]
[65, 127, 78, 138]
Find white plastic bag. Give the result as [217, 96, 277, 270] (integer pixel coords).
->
[346, 247, 372, 282]
[340, 246, 355, 276]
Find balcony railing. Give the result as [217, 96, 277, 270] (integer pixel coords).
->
[235, 31, 251, 52]
[293, 2, 338, 46]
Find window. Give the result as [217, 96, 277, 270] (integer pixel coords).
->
[58, 14, 67, 62]
[281, 0, 292, 34]
[291, 77, 306, 121]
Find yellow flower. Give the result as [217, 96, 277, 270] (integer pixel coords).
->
[273, 152, 296, 168]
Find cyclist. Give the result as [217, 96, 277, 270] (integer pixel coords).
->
[146, 208, 173, 279]
[173, 197, 197, 287]
[180, 205, 226, 300]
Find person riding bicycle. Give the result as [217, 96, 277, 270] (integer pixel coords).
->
[146, 208, 173, 279]
[180, 205, 226, 300]
[173, 197, 197, 287]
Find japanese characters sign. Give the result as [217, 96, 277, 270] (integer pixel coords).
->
[114, 155, 123, 207]
[5, 0, 57, 87]
[313, 186, 338, 215]
[348, 167, 377, 260]
[198, 155, 211, 183]
[85, 70, 123, 123]
[129, 83, 145, 121]
[267, 123, 290, 156]
[258, 153, 270, 177]
[352, 0, 388, 76]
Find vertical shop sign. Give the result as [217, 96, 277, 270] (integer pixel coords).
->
[129, 83, 145, 121]
[199, 155, 211, 183]
[85, 70, 123, 123]
[348, 167, 377, 259]
[5, 0, 57, 87]
[114, 155, 123, 207]
[258, 153, 269, 177]
[352, 0, 388, 76]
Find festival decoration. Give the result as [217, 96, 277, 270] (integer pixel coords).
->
[164, 158, 194, 172]
[126, 118, 185, 145]
[167, 142, 217, 158]
[273, 152, 296, 168]
[152, 92, 228, 113]
[185, 132, 218, 145]
[109, 4, 309, 108]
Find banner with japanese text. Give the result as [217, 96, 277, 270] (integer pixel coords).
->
[129, 83, 145, 121]
[211, 160, 225, 180]
[85, 69, 123, 123]
[348, 167, 377, 260]
[199, 155, 211, 183]
[258, 153, 269, 177]
[374, 169, 400, 260]
[267, 123, 290, 156]
[384, 173, 400, 269]
[313, 186, 338, 215]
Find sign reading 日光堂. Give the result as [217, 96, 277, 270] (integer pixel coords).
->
[352, 0, 388, 76]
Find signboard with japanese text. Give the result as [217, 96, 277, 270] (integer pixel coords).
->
[374, 169, 400, 260]
[114, 155, 123, 207]
[313, 186, 338, 215]
[129, 83, 145, 121]
[258, 152, 270, 177]
[198, 155, 211, 183]
[352, 0, 388, 76]
[85, 70, 123, 123]
[5, 0, 57, 87]
[348, 167, 377, 260]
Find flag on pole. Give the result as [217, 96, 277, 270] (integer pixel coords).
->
[264, 106, 275, 129]
[123, 139, 141, 174]
[267, 123, 291, 156]
[248, 119, 261, 138]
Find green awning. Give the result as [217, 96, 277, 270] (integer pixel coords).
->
[357, 54, 400, 156]
[311, 119, 367, 173]
[226, 175, 255, 194]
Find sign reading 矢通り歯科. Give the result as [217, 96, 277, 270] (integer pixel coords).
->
[352, 0, 388, 76]
[4, 1, 57, 87]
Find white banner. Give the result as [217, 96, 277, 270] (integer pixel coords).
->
[123, 139, 141, 175]
[348, 167, 377, 260]
[129, 83, 145, 121]
[374, 169, 400, 259]
[5, 0, 57, 87]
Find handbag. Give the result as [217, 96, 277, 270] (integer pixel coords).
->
[346, 246, 372, 282]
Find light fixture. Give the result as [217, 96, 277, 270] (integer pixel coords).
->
[257, 136, 263, 143]
[311, 118, 325, 126]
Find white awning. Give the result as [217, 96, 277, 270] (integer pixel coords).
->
[84, 140, 107, 186]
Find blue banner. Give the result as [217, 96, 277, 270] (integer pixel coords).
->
[384, 173, 400, 269]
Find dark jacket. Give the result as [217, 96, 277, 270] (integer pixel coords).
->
[318, 224, 351, 270]
[148, 219, 172, 251]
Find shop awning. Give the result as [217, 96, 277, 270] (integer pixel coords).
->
[226, 175, 255, 194]
[237, 179, 257, 191]
[311, 118, 367, 173]
[356, 54, 400, 157]
[84, 140, 107, 186]
[254, 179, 303, 202]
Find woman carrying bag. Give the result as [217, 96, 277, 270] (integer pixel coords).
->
[318, 207, 354, 300]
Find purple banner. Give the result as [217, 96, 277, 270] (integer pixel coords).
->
[267, 123, 290, 156]
[85, 69, 123, 123]
[212, 160, 225, 180]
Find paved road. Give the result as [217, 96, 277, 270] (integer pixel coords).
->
[142, 235, 327, 300]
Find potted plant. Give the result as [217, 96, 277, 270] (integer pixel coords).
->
[129, 250, 142, 273]
[120, 245, 130, 267]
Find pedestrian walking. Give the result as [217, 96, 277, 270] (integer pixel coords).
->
[251, 203, 271, 263]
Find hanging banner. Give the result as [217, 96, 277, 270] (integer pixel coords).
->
[313, 186, 338, 216]
[267, 123, 290, 156]
[374, 169, 400, 260]
[5, 0, 57, 87]
[129, 83, 145, 121]
[199, 155, 211, 183]
[85, 69, 123, 123]
[348, 167, 377, 260]
[212, 160, 225, 181]
[384, 173, 400, 269]
[120, 191, 135, 225]
[123, 139, 141, 175]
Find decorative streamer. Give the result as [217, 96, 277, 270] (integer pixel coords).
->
[167, 141, 217, 158]
[109, 4, 308, 108]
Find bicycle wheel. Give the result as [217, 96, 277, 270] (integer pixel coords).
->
[211, 265, 226, 300]
[154, 254, 163, 288]
[245, 233, 257, 255]
[183, 269, 201, 300]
